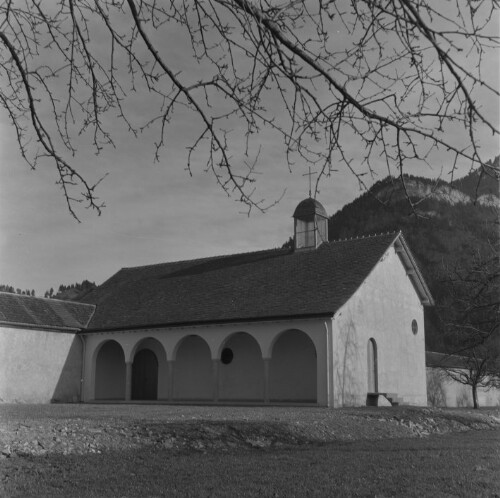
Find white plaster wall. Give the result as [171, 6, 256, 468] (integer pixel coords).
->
[0, 326, 82, 403]
[81, 319, 331, 405]
[427, 368, 500, 408]
[331, 246, 427, 407]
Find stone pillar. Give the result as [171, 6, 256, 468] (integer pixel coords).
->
[212, 359, 220, 402]
[125, 361, 132, 401]
[263, 358, 271, 403]
[167, 360, 175, 401]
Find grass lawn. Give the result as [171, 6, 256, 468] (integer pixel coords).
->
[2, 429, 499, 497]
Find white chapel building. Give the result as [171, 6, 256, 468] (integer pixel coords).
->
[0, 198, 434, 407]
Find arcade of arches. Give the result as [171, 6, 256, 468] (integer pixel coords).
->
[92, 330, 317, 404]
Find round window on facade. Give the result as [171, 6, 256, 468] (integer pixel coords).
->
[221, 348, 234, 365]
[411, 319, 418, 335]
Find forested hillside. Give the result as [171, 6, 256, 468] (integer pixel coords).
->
[44, 280, 97, 300]
[451, 156, 499, 201]
[0, 280, 96, 301]
[0, 285, 35, 296]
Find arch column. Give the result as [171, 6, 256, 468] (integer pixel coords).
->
[125, 361, 132, 401]
[263, 358, 270, 403]
[167, 360, 175, 401]
[212, 359, 220, 402]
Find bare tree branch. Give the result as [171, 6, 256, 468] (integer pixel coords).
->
[0, 0, 498, 218]
[439, 240, 500, 408]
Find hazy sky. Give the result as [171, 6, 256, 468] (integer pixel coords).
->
[1, 3, 498, 296]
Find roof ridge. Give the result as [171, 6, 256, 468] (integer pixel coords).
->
[113, 232, 404, 273]
[121, 246, 290, 271]
[0, 291, 96, 309]
[329, 230, 400, 244]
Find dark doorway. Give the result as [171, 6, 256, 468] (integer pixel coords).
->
[132, 349, 158, 400]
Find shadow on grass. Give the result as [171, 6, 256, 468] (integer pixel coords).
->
[2, 430, 499, 498]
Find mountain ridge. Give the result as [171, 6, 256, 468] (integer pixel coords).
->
[310, 157, 499, 352]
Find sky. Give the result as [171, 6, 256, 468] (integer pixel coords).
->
[0, 3, 498, 296]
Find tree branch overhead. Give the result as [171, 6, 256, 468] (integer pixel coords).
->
[0, 0, 498, 218]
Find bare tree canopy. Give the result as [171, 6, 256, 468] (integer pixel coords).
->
[1, 0, 498, 219]
[440, 242, 500, 408]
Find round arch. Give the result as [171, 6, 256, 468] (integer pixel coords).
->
[130, 337, 167, 364]
[173, 335, 212, 400]
[269, 329, 317, 403]
[131, 338, 166, 401]
[218, 332, 264, 401]
[94, 340, 126, 400]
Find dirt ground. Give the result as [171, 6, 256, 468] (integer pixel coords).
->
[1, 404, 499, 458]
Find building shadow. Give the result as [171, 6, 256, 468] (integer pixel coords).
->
[51, 335, 83, 403]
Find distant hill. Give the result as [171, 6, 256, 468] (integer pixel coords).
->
[0, 285, 35, 296]
[0, 281, 96, 300]
[285, 157, 499, 352]
[44, 280, 97, 301]
[451, 156, 499, 202]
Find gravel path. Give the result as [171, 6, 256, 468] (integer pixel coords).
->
[1, 404, 499, 458]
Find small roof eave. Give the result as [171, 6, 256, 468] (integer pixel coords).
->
[0, 320, 81, 333]
[0, 292, 97, 330]
[393, 234, 434, 306]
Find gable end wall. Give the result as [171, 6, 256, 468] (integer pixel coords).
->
[331, 245, 427, 407]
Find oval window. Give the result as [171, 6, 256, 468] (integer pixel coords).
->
[221, 348, 234, 365]
[411, 319, 418, 335]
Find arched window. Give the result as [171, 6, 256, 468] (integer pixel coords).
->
[367, 338, 378, 393]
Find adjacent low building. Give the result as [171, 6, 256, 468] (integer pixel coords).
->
[0, 294, 94, 403]
[426, 352, 500, 407]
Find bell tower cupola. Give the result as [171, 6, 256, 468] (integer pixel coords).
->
[293, 198, 329, 251]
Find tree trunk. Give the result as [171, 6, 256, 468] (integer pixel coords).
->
[472, 384, 479, 409]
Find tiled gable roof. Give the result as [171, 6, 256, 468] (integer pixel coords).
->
[0, 293, 95, 331]
[82, 232, 430, 332]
